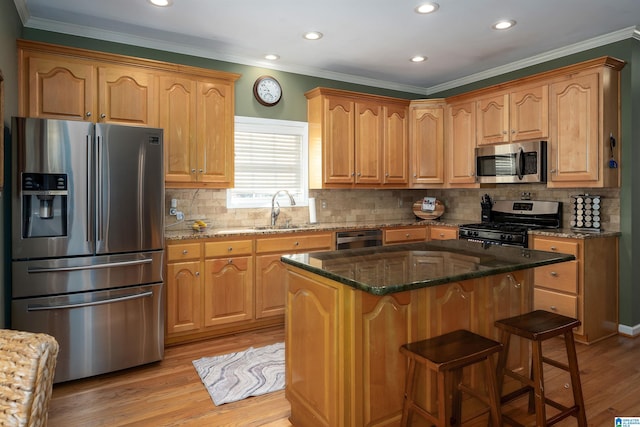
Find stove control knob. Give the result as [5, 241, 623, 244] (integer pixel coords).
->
[473, 231, 479, 237]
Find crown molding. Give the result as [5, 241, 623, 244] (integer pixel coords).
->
[19, 10, 639, 97]
[426, 25, 639, 95]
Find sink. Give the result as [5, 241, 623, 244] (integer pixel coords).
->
[253, 224, 310, 230]
[216, 224, 314, 235]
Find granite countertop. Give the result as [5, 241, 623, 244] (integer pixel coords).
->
[163, 218, 463, 241]
[164, 218, 620, 241]
[281, 239, 575, 296]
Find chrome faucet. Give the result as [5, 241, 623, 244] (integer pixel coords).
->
[271, 190, 296, 226]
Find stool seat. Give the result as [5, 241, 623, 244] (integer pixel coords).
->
[400, 329, 503, 427]
[494, 310, 581, 341]
[495, 310, 587, 427]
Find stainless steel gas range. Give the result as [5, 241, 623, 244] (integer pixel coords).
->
[459, 199, 562, 247]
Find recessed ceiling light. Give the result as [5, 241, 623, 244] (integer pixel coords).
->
[303, 31, 323, 41]
[264, 54, 280, 61]
[410, 56, 427, 63]
[492, 20, 516, 30]
[415, 2, 439, 14]
[148, 0, 172, 6]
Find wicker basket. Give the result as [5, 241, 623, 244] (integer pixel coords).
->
[0, 330, 59, 427]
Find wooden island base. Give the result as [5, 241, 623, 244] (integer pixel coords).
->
[285, 265, 533, 427]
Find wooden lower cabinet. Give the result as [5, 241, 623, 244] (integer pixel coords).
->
[429, 225, 458, 240]
[531, 234, 618, 343]
[285, 265, 532, 427]
[255, 232, 334, 319]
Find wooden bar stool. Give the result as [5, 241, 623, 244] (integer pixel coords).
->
[399, 329, 503, 427]
[495, 310, 587, 427]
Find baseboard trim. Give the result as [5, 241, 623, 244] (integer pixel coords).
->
[618, 324, 640, 337]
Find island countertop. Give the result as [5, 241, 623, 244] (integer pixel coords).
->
[281, 239, 574, 296]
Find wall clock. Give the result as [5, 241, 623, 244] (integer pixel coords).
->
[253, 75, 282, 106]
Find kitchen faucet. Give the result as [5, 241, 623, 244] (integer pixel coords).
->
[271, 190, 296, 226]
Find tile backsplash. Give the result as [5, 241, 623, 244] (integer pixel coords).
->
[165, 185, 620, 232]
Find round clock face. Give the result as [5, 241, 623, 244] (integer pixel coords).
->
[253, 76, 282, 106]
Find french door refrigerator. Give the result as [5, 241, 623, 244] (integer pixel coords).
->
[10, 117, 165, 383]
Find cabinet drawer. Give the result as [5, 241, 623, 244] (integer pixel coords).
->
[384, 227, 427, 244]
[533, 238, 579, 258]
[429, 226, 458, 240]
[534, 288, 577, 318]
[167, 243, 201, 261]
[205, 240, 253, 258]
[534, 261, 578, 294]
[256, 233, 333, 253]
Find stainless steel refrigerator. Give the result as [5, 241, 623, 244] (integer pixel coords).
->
[10, 117, 164, 383]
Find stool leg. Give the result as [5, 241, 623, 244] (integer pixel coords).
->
[531, 340, 547, 426]
[400, 357, 416, 427]
[483, 357, 503, 427]
[437, 370, 448, 427]
[564, 331, 587, 427]
[495, 329, 511, 395]
[450, 368, 463, 427]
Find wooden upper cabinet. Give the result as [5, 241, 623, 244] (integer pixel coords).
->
[548, 58, 623, 188]
[476, 84, 548, 146]
[196, 80, 235, 186]
[409, 99, 445, 186]
[23, 53, 96, 121]
[322, 95, 356, 185]
[18, 40, 240, 189]
[98, 66, 158, 126]
[446, 101, 478, 186]
[383, 104, 409, 185]
[159, 75, 197, 183]
[354, 100, 383, 184]
[306, 87, 409, 189]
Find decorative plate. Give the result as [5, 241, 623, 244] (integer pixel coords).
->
[412, 199, 445, 220]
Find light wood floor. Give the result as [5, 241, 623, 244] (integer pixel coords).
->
[48, 327, 640, 427]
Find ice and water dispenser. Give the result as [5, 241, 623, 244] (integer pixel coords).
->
[21, 172, 68, 238]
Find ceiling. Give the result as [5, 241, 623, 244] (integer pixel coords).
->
[13, 0, 640, 95]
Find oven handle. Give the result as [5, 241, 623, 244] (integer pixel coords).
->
[26, 290, 154, 312]
[27, 258, 153, 274]
[516, 147, 524, 180]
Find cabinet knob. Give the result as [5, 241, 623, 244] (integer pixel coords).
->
[195, 271, 200, 276]
[550, 271, 558, 277]
[357, 172, 361, 177]
[413, 174, 417, 177]
[100, 113, 106, 119]
[199, 169, 204, 173]
[385, 172, 389, 177]
[550, 169, 557, 174]
[228, 247, 233, 252]
[502, 130, 507, 134]
[228, 259, 233, 264]
[294, 242, 299, 246]
[439, 233, 445, 237]
[405, 233, 410, 238]
[550, 305, 557, 311]
[191, 169, 196, 173]
[86, 112, 92, 117]
[550, 246, 557, 251]
[511, 129, 516, 134]
[182, 250, 188, 255]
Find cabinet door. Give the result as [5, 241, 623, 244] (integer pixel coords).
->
[166, 260, 202, 334]
[476, 93, 509, 145]
[25, 54, 95, 121]
[196, 80, 234, 186]
[323, 96, 355, 185]
[159, 75, 197, 183]
[255, 254, 288, 319]
[446, 102, 477, 186]
[510, 84, 548, 141]
[383, 104, 409, 185]
[410, 105, 444, 185]
[355, 100, 383, 185]
[203, 256, 253, 326]
[549, 73, 599, 184]
[98, 66, 158, 126]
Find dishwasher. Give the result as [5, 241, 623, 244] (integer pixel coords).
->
[335, 229, 383, 250]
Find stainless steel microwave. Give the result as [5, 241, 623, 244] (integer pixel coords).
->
[476, 140, 547, 184]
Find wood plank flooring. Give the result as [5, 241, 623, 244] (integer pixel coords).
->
[48, 327, 640, 427]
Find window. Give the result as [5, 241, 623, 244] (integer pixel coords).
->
[227, 116, 308, 208]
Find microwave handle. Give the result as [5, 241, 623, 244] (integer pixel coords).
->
[516, 147, 525, 180]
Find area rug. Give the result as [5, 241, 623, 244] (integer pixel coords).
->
[193, 342, 285, 406]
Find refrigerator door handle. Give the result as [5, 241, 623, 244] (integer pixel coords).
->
[26, 290, 154, 311]
[86, 134, 92, 242]
[27, 258, 153, 273]
[96, 135, 103, 242]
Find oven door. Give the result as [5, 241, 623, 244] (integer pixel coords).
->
[476, 141, 546, 183]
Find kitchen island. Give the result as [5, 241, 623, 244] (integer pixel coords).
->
[281, 239, 574, 427]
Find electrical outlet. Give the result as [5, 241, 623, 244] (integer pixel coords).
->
[321, 200, 327, 209]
